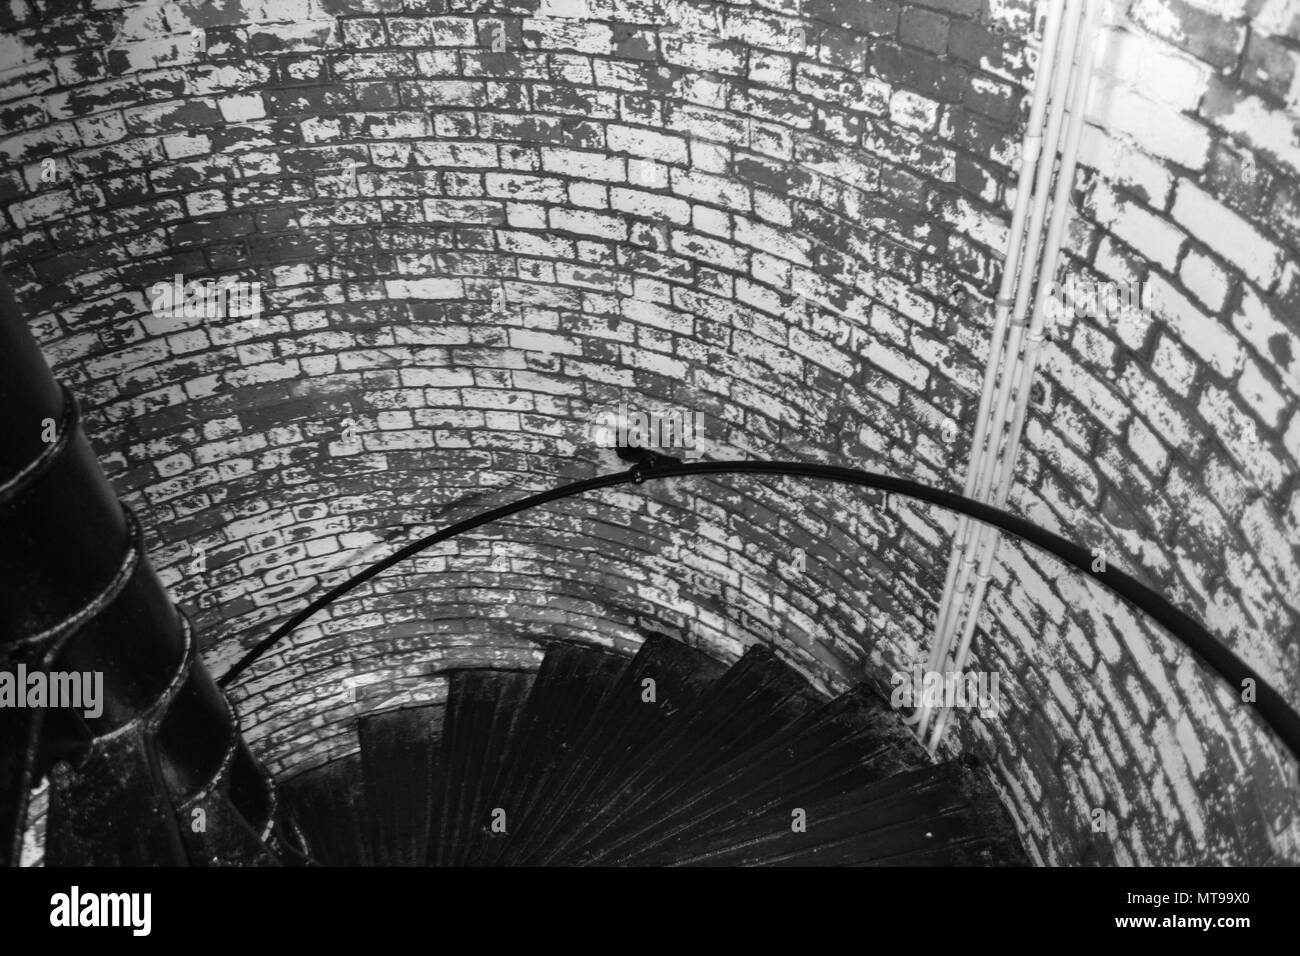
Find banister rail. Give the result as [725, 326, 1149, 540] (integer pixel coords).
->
[216, 458, 1300, 763]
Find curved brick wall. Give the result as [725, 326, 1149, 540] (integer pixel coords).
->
[2, 0, 1297, 865]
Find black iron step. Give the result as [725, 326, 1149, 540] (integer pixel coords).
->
[499, 633, 725, 865]
[274, 638, 1027, 869]
[466, 640, 627, 866]
[446, 669, 534, 866]
[358, 705, 442, 867]
[667, 758, 1027, 867]
[592, 683, 931, 865]
[281, 753, 371, 867]
[546, 643, 818, 864]
[428, 669, 533, 866]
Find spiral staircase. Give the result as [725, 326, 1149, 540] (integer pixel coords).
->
[280, 635, 1027, 866]
[5, 270, 1297, 868]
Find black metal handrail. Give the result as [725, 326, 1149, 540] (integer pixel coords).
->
[217, 458, 1300, 762]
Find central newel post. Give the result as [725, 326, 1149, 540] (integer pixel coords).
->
[0, 275, 281, 867]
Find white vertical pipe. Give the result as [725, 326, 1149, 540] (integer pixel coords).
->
[931, 0, 1085, 684]
[918, 0, 1070, 729]
[973, 0, 1087, 512]
[919, 0, 1083, 737]
[944, 0, 1082, 604]
[927, 0, 1103, 751]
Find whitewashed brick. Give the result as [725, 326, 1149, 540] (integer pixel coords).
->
[1151, 335, 1199, 393]
[1087, 78, 1211, 169]
[1127, 416, 1170, 475]
[219, 94, 266, 122]
[1178, 247, 1231, 312]
[1198, 384, 1288, 490]
[1233, 286, 1300, 391]
[1205, 86, 1300, 176]
[611, 187, 691, 224]
[607, 125, 689, 165]
[1095, 27, 1211, 111]
[1146, 273, 1243, 378]
[384, 278, 462, 299]
[1090, 182, 1184, 269]
[1078, 125, 1174, 207]
[1238, 357, 1288, 427]
[1172, 182, 1285, 288]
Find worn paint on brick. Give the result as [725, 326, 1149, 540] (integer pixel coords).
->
[2, 0, 1297, 866]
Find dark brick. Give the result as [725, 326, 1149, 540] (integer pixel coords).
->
[812, 23, 871, 70]
[870, 41, 970, 103]
[264, 85, 355, 115]
[1241, 31, 1298, 105]
[806, 0, 901, 35]
[900, 6, 951, 53]
[613, 24, 658, 60]
[1271, 182, 1300, 256]
[1129, 0, 1246, 71]
[962, 76, 1023, 126]
[919, 0, 981, 15]
[947, 18, 1028, 79]
[1205, 139, 1274, 220]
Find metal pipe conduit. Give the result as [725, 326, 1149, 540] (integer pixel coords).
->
[923, 0, 1078, 736]
[928, 0, 1107, 750]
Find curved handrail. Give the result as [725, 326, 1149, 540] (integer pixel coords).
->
[216, 459, 1300, 761]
